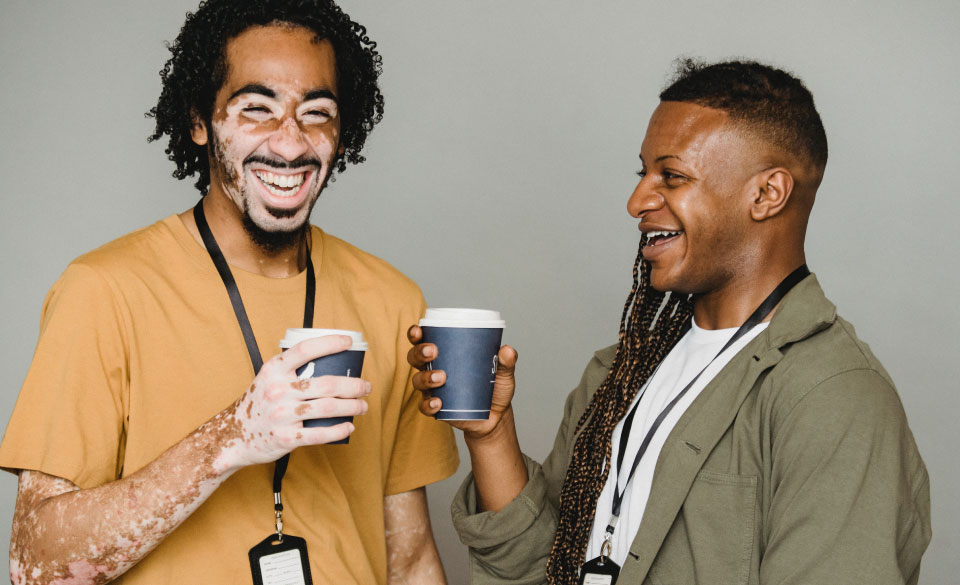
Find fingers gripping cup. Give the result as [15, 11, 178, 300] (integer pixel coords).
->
[419, 308, 505, 420]
[280, 328, 368, 444]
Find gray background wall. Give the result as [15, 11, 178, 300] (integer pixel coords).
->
[1, 0, 957, 582]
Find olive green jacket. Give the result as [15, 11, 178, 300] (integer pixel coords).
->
[451, 275, 931, 584]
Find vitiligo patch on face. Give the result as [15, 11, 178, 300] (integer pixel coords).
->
[204, 28, 343, 244]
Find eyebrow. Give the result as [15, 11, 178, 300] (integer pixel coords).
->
[227, 85, 338, 104]
[228, 84, 275, 101]
[304, 89, 338, 103]
[638, 154, 685, 164]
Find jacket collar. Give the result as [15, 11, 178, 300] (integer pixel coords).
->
[758, 273, 835, 351]
[593, 274, 835, 371]
[615, 273, 836, 581]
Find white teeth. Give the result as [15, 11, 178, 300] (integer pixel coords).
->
[263, 182, 294, 198]
[254, 170, 306, 193]
[646, 230, 681, 238]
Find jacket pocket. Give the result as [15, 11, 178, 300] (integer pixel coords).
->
[649, 470, 758, 585]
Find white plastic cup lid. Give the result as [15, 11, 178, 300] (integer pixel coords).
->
[419, 308, 505, 329]
[279, 328, 368, 351]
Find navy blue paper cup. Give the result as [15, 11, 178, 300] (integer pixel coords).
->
[419, 309, 505, 420]
[280, 328, 368, 444]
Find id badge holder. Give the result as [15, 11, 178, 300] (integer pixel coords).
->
[249, 533, 313, 585]
[578, 556, 620, 585]
[579, 537, 620, 585]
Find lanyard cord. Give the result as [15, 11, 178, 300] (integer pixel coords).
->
[193, 202, 315, 538]
[605, 264, 810, 542]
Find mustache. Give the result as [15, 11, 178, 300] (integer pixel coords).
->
[243, 154, 323, 170]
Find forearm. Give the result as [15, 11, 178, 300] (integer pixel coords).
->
[9, 335, 364, 585]
[464, 406, 527, 513]
[10, 408, 239, 585]
[451, 454, 557, 585]
[387, 543, 446, 585]
[385, 488, 447, 585]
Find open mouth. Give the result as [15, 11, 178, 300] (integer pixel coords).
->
[254, 170, 308, 198]
[643, 230, 683, 247]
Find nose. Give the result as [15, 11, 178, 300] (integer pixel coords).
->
[627, 176, 664, 218]
[267, 117, 310, 162]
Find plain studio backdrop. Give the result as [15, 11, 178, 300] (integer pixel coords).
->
[1, 0, 958, 582]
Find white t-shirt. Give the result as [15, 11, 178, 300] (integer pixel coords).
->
[585, 318, 769, 566]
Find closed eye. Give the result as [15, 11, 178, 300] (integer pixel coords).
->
[662, 170, 688, 186]
[300, 99, 338, 123]
[240, 105, 275, 121]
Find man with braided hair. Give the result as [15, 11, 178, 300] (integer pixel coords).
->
[408, 59, 930, 584]
[1, 1, 458, 583]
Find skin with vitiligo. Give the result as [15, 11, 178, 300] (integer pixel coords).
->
[11, 24, 446, 585]
[189, 26, 345, 275]
[10, 336, 368, 584]
[384, 489, 447, 584]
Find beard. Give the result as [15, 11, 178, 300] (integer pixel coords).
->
[240, 201, 306, 254]
[209, 131, 328, 254]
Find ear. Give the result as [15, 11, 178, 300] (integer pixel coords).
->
[750, 168, 794, 221]
[190, 110, 209, 146]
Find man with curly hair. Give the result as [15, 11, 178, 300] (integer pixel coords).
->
[0, 1, 457, 584]
[409, 59, 930, 584]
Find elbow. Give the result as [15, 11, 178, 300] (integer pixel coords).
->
[8, 553, 110, 585]
[10, 536, 105, 585]
[10, 527, 29, 585]
[10, 545, 43, 585]
[9, 553, 29, 585]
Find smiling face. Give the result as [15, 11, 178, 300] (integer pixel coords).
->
[628, 101, 768, 296]
[191, 24, 343, 248]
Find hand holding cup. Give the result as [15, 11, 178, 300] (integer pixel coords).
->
[219, 334, 371, 472]
[279, 328, 369, 445]
[407, 309, 518, 439]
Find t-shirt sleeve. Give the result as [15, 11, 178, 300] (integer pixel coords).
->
[0, 262, 128, 489]
[383, 296, 459, 496]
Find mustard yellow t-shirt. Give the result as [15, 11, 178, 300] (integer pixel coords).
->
[0, 215, 459, 584]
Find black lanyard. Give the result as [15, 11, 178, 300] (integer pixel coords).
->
[193, 202, 315, 537]
[604, 264, 810, 543]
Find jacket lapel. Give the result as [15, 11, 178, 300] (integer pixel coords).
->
[617, 275, 835, 582]
[618, 338, 782, 581]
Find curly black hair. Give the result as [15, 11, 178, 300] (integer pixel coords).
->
[661, 58, 828, 173]
[147, 0, 384, 194]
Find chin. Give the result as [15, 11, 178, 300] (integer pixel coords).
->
[649, 274, 696, 296]
[249, 200, 311, 228]
[240, 202, 312, 252]
[648, 268, 677, 293]
[647, 261, 703, 296]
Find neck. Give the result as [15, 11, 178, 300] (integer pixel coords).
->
[691, 256, 805, 330]
[180, 193, 309, 278]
